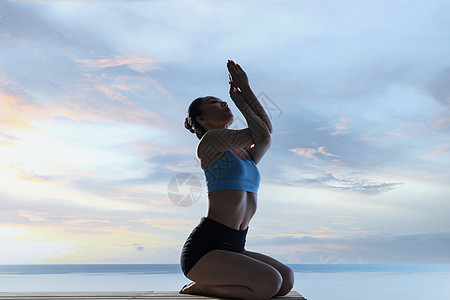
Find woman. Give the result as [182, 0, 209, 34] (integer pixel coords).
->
[180, 60, 294, 299]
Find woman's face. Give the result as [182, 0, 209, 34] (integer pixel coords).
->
[197, 97, 234, 130]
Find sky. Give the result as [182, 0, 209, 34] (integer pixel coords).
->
[0, 0, 449, 265]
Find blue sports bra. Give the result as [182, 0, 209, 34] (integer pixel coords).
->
[203, 147, 261, 194]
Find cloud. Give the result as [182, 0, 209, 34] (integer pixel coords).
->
[249, 232, 450, 264]
[427, 67, 450, 109]
[0, 85, 49, 138]
[315, 112, 350, 136]
[271, 170, 401, 195]
[431, 117, 450, 130]
[309, 173, 401, 195]
[290, 146, 339, 162]
[136, 218, 194, 231]
[422, 147, 449, 159]
[76, 54, 165, 73]
[1, 5, 172, 128]
[18, 210, 48, 222]
[131, 243, 145, 251]
[61, 219, 111, 226]
[14, 167, 55, 183]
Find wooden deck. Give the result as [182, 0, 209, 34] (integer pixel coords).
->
[0, 291, 305, 299]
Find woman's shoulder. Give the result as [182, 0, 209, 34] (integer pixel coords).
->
[196, 137, 226, 170]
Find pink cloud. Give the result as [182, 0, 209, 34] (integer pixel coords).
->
[422, 147, 449, 159]
[76, 54, 165, 73]
[290, 146, 339, 161]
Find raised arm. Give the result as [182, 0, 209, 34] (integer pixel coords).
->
[228, 76, 271, 142]
[226, 84, 271, 164]
[227, 60, 273, 134]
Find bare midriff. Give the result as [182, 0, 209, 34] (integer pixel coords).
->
[206, 189, 257, 231]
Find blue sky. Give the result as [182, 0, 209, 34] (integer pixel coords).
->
[0, 0, 449, 264]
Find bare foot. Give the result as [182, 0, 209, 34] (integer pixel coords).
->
[179, 281, 204, 294]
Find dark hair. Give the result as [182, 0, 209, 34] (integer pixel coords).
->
[184, 96, 214, 140]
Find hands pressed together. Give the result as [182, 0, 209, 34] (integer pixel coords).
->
[227, 59, 248, 102]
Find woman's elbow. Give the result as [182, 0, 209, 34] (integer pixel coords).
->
[255, 134, 271, 145]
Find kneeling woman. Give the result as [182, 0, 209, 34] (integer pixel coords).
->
[180, 60, 294, 300]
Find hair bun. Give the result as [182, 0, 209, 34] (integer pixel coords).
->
[184, 117, 195, 133]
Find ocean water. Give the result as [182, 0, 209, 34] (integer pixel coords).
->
[0, 264, 449, 300]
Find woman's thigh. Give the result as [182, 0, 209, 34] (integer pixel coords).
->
[187, 249, 282, 290]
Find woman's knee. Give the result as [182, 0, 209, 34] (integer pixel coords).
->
[276, 265, 295, 296]
[252, 267, 283, 299]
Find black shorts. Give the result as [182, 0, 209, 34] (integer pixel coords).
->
[180, 217, 248, 276]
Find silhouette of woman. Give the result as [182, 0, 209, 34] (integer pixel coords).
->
[181, 60, 294, 299]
